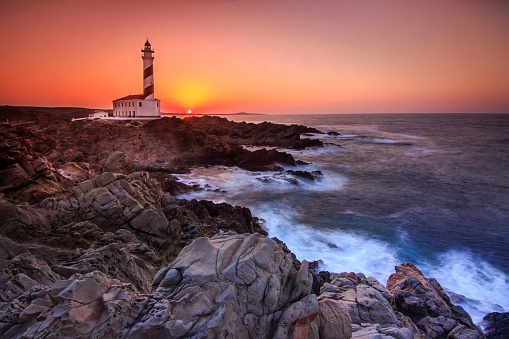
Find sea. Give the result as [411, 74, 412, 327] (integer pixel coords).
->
[176, 113, 509, 324]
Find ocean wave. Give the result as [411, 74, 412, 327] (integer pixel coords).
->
[369, 138, 413, 145]
[419, 250, 509, 324]
[261, 205, 509, 324]
[253, 203, 401, 284]
[177, 166, 348, 197]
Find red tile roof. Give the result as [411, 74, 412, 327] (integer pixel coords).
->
[114, 94, 145, 101]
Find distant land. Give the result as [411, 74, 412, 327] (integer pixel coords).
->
[161, 112, 265, 116]
[0, 106, 265, 120]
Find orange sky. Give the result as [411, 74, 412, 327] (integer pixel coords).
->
[1, 0, 508, 114]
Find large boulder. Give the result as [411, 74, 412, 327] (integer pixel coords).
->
[128, 232, 317, 338]
[41, 172, 174, 251]
[387, 263, 485, 339]
[98, 151, 133, 174]
[309, 297, 352, 339]
[316, 271, 418, 339]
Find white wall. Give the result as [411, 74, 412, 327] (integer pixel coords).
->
[112, 99, 160, 117]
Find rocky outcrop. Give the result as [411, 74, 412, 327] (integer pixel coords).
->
[0, 107, 489, 338]
[0, 131, 65, 203]
[184, 115, 324, 150]
[2, 109, 323, 185]
[387, 263, 485, 339]
[0, 233, 320, 338]
[316, 271, 420, 339]
[1, 230, 491, 338]
[1, 271, 139, 338]
[0, 170, 266, 293]
[143, 232, 318, 338]
[480, 312, 509, 339]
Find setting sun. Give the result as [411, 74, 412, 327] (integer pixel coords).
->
[188, 110, 192, 114]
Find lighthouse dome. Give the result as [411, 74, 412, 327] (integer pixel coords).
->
[145, 40, 151, 47]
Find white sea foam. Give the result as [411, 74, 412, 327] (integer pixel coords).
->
[260, 205, 509, 324]
[371, 138, 408, 144]
[364, 127, 426, 140]
[420, 250, 509, 323]
[252, 203, 401, 284]
[177, 166, 348, 199]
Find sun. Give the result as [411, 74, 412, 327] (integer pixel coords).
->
[187, 110, 192, 114]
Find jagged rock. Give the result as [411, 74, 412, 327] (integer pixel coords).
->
[309, 297, 352, 339]
[387, 263, 485, 339]
[1, 271, 140, 339]
[56, 162, 98, 184]
[175, 198, 267, 237]
[98, 151, 133, 174]
[41, 172, 173, 249]
[481, 311, 509, 339]
[316, 271, 422, 339]
[0, 131, 67, 203]
[129, 232, 316, 338]
[0, 200, 50, 242]
[0, 237, 60, 303]
[184, 115, 324, 150]
[286, 170, 316, 181]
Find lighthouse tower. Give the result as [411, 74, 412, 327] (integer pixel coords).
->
[142, 40, 155, 100]
[112, 40, 161, 118]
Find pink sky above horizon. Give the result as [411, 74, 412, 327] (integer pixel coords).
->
[1, 0, 508, 114]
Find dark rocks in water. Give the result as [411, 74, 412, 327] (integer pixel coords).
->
[175, 198, 267, 237]
[236, 147, 296, 171]
[184, 115, 324, 150]
[285, 169, 323, 181]
[151, 172, 199, 195]
[327, 131, 341, 136]
[481, 312, 509, 339]
[286, 170, 315, 181]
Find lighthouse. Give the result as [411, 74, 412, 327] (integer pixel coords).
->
[112, 39, 161, 118]
[142, 40, 155, 100]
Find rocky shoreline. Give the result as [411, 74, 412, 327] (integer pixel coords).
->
[0, 107, 505, 338]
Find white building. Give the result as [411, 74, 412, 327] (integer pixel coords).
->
[112, 40, 161, 118]
[88, 111, 108, 119]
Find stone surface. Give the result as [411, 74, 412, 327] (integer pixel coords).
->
[480, 312, 509, 339]
[387, 263, 485, 339]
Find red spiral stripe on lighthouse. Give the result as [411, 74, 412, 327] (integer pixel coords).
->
[143, 65, 153, 79]
[144, 84, 154, 98]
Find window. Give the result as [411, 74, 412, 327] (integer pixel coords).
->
[157, 102, 159, 107]
[139, 102, 142, 107]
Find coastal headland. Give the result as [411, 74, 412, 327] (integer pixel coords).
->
[0, 106, 500, 338]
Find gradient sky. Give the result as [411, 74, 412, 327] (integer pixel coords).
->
[1, 0, 508, 114]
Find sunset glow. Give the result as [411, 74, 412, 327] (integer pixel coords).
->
[1, 0, 508, 114]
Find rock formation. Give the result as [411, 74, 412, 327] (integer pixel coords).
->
[184, 115, 324, 150]
[480, 312, 509, 339]
[0, 107, 492, 338]
[387, 263, 485, 339]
